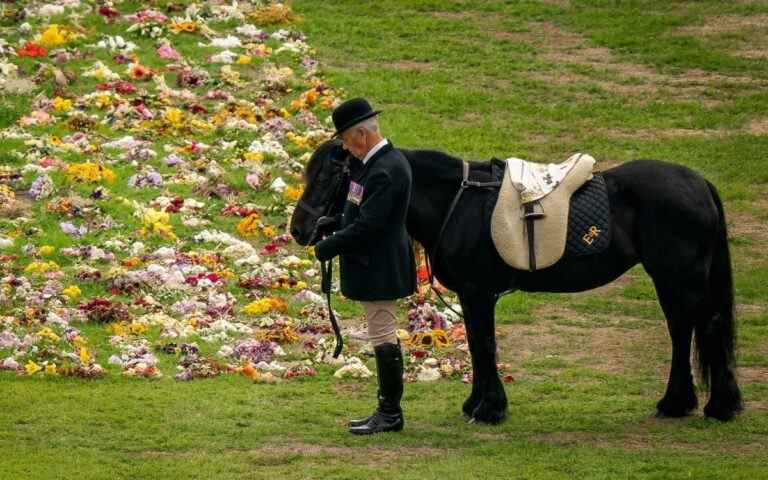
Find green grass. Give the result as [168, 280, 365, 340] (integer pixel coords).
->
[1, 0, 767, 479]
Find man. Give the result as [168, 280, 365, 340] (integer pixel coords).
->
[314, 97, 416, 435]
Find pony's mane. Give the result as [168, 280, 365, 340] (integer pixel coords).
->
[400, 148, 464, 181]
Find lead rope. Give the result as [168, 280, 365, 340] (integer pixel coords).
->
[320, 259, 343, 358]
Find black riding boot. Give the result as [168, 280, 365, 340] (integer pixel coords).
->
[348, 342, 404, 435]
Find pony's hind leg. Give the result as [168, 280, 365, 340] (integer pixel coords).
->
[652, 278, 704, 417]
[459, 287, 507, 424]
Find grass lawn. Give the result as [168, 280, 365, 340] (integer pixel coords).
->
[1, 1, 767, 479]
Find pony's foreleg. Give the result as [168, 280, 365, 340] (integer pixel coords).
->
[459, 288, 507, 424]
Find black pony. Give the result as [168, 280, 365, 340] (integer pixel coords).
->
[291, 139, 743, 423]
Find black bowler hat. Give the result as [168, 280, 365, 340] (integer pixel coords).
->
[331, 97, 382, 137]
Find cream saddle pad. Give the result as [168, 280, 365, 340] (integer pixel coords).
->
[490, 153, 596, 270]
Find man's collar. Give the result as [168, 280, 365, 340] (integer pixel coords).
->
[361, 138, 389, 165]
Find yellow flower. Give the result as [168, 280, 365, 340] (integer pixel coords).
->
[236, 55, 252, 64]
[286, 132, 309, 149]
[236, 213, 261, 237]
[170, 20, 198, 34]
[38, 25, 68, 47]
[261, 226, 276, 239]
[25, 261, 60, 274]
[25, 361, 42, 375]
[242, 297, 287, 315]
[244, 151, 264, 163]
[149, 222, 178, 242]
[164, 108, 184, 127]
[66, 163, 116, 183]
[39, 245, 55, 256]
[128, 323, 149, 335]
[53, 96, 73, 112]
[283, 185, 304, 202]
[45, 363, 58, 376]
[79, 347, 90, 364]
[142, 208, 170, 226]
[62, 285, 82, 300]
[36, 327, 61, 343]
[94, 94, 112, 109]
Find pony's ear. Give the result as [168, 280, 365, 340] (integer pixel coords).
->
[331, 145, 351, 170]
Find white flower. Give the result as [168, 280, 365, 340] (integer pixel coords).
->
[1, 357, 20, 370]
[82, 61, 120, 81]
[217, 345, 234, 357]
[270, 177, 287, 192]
[416, 366, 441, 382]
[333, 356, 373, 379]
[210, 50, 238, 64]
[95, 35, 137, 53]
[38, 4, 66, 17]
[0, 237, 13, 249]
[131, 242, 146, 256]
[235, 24, 264, 38]
[202, 35, 242, 48]
[234, 254, 261, 267]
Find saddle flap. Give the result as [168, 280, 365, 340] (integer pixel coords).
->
[491, 153, 598, 271]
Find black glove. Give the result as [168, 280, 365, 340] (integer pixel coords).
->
[314, 237, 334, 262]
[315, 215, 339, 231]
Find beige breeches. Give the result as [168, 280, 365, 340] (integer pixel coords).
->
[361, 300, 398, 346]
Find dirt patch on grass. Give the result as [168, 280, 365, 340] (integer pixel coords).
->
[728, 210, 768, 243]
[745, 118, 768, 135]
[513, 21, 765, 113]
[738, 366, 768, 385]
[135, 443, 448, 466]
[497, 311, 667, 376]
[532, 430, 765, 454]
[431, 11, 483, 20]
[389, 59, 435, 71]
[675, 14, 768, 35]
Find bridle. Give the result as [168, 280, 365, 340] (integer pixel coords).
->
[295, 158, 350, 358]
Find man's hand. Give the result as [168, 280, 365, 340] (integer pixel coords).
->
[314, 237, 334, 262]
[315, 215, 338, 231]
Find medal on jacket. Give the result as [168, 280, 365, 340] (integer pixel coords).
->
[347, 181, 364, 205]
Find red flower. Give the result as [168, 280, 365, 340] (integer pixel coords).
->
[416, 265, 431, 283]
[17, 42, 47, 58]
[98, 6, 121, 22]
[261, 243, 279, 255]
[188, 104, 208, 115]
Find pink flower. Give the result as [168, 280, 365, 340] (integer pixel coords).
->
[134, 103, 154, 119]
[246, 172, 261, 189]
[156, 43, 181, 61]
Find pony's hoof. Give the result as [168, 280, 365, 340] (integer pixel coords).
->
[703, 398, 743, 422]
[656, 394, 698, 418]
[471, 400, 507, 424]
[462, 395, 480, 418]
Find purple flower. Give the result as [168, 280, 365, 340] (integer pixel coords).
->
[29, 175, 55, 200]
[0, 330, 20, 349]
[164, 154, 184, 167]
[232, 340, 277, 364]
[260, 117, 294, 140]
[60, 222, 87, 237]
[128, 170, 164, 188]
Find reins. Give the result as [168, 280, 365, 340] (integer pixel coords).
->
[426, 160, 502, 319]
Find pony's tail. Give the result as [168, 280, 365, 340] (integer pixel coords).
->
[695, 181, 742, 420]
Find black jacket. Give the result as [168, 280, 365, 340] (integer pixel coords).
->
[315, 141, 416, 301]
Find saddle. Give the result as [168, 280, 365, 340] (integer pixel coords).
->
[490, 153, 601, 271]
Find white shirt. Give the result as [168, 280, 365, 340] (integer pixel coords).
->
[361, 138, 389, 165]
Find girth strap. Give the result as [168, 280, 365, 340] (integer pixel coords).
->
[428, 161, 502, 318]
